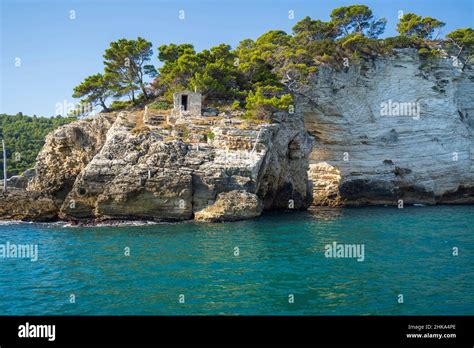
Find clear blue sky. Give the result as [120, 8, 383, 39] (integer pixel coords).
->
[1, 0, 473, 116]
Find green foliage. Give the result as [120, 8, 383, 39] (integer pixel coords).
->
[109, 100, 133, 111]
[68, 5, 469, 120]
[292, 17, 339, 44]
[417, 47, 444, 60]
[246, 86, 293, 110]
[158, 43, 195, 62]
[445, 28, 474, 70]
[397, 13, 445, 39]
[0, 113, 76, 178]
[156, 43, 200, 100]
[72, 73, 111, 112]
[156, 43, 244, 103]
[245, 86, 293, 119]
[154, 31, 302, 111]
[339, 33, 372, 52]
[330, 5, 386, 38]
[382, 35, 422, 49]
[304, 39, 339, 64]
[191, 44, 242, 101]
[103, 37, 155, 102]
[234, 38, 281, 90]
[206, 131, 215, 141]
[231, 100, 241, 110]
[147, 100, 171, 110]
[446, 28, 474, 50]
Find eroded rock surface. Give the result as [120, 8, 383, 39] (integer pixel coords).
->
[28, 113, 116, 199]
[194, 190, 263, 222]
[5, 107, 311, 222]
[0, 189, 59, 221]
[300, 49, 474, 206]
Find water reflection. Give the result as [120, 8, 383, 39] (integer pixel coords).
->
[307, 206, 344, 221]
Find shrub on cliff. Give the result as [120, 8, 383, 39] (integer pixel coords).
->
[382, 35, 422, 49]
[445, 28, 474, 70]
[147, 100, 171, 110]
[339, 33, 377, 55]
[244, 86, 293, 119]
[397, 13, 445, 40]
[109, 100, 133, 111]
[206, 131, 215, 141]
[417, 47, 444, 61]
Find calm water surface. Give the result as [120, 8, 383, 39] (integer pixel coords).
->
[0, 206, 473, 315]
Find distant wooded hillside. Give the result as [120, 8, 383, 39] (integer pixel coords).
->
[0, 113, 77, 178]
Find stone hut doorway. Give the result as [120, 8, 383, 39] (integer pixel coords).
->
[181, 94, 188, 111]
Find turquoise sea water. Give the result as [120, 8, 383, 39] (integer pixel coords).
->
[0, 206, 473, 315]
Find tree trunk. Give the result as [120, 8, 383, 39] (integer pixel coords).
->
[140, 82, 149, 100]
[461, 56, 471, 71]
[100, 98, 109, 112]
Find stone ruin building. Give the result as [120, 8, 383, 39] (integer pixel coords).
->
[170, 90, 202, 121]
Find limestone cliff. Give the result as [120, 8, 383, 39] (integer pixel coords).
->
[1, 48, 473, 222]
[28, 113, 115, 199]
[301, 49, 474, 206]
[11, 107, 312, 222]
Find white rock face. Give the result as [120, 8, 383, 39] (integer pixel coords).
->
[301, 49, 474, 205]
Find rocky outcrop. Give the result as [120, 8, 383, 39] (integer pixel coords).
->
[308, 162, 342, 206]
[300, 49, 474, 206]
[0, 168, 36, 189]
[194, 190, 263, 222]
[3, 107, 311, 222]
[28, 113, 116, 199]
[0, 189, 59, 221]
[255, 113, 314, 210]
